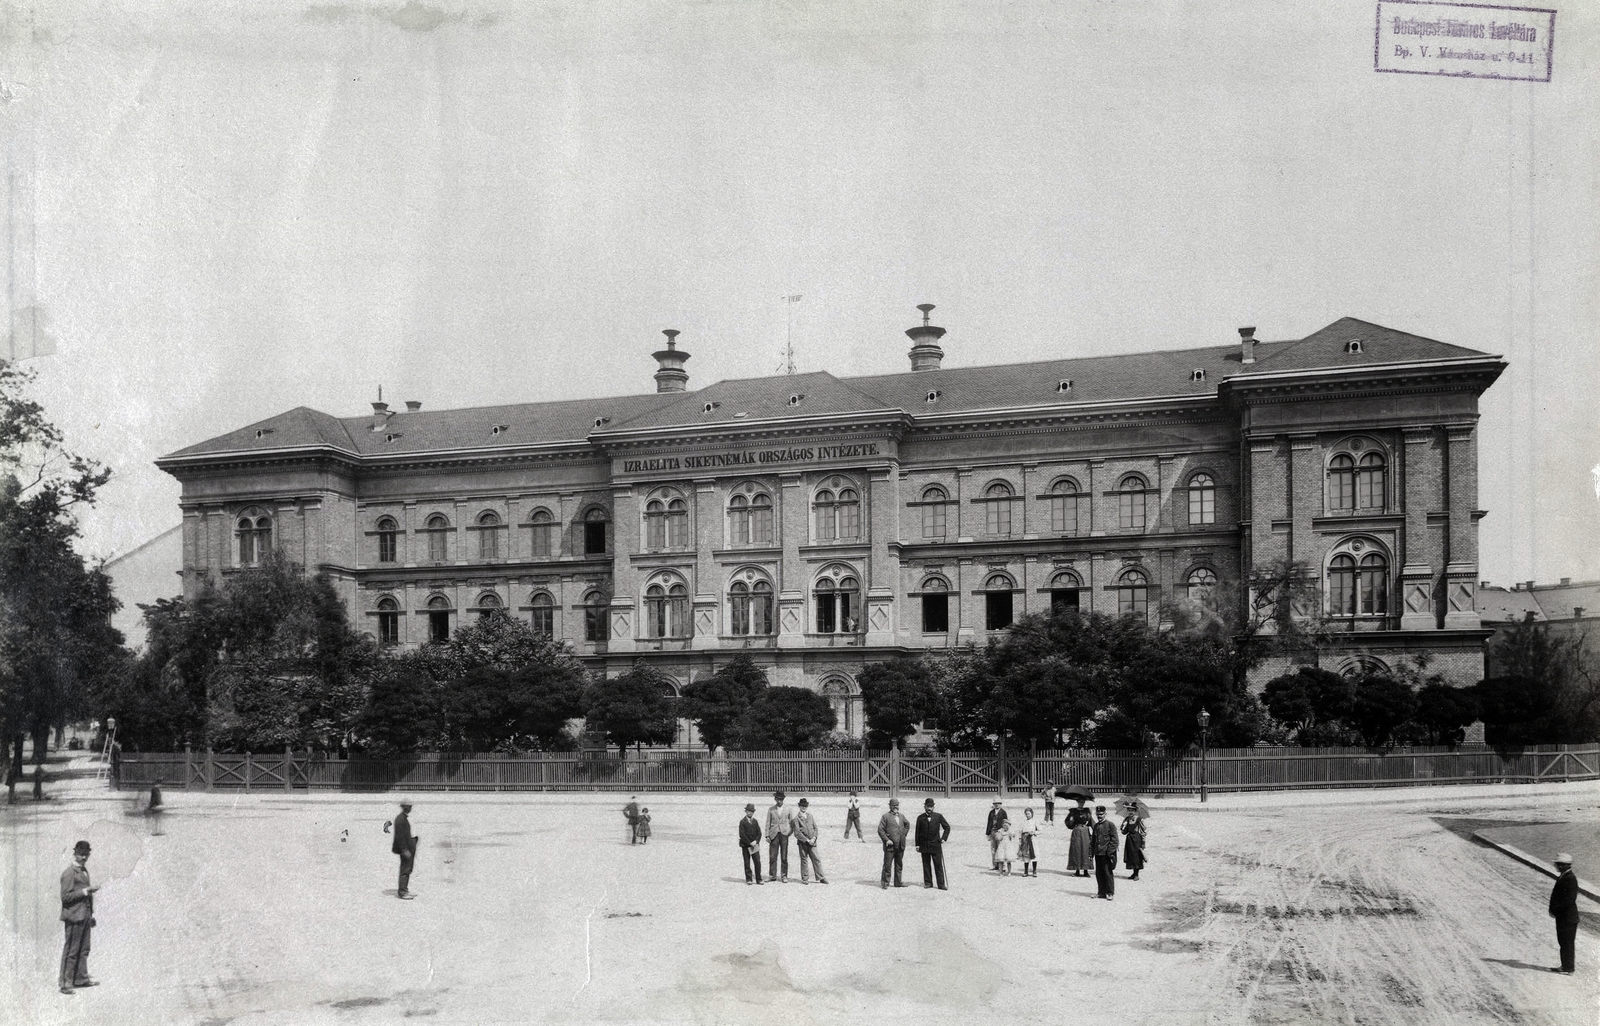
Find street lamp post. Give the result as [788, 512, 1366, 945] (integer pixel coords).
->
[1196, 708, 1211, 803]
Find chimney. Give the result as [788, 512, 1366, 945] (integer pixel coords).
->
[1239, 326, 1257, 365]
[652, 329, 690, 393]
[370, 401, 392, 432]
[1575, 607, 1585, 619]
[906, 303, 947, 372]
[1525, 580, 1536, 591]
[1559, 577, 1571, 586]
[405, 400, 422, 413]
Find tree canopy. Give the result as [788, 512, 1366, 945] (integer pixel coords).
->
[582, 661, 679, 753]
[680, 655, 769, 750]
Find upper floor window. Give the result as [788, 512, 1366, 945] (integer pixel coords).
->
[477, 511, 502, 559]
[920, 485, 949, 540]
[813, 479, 861, 542]
[237, 510, 272, 566]
[377, 596, 400, 646]
[424, 514, 450, 562]
[529, 508, 554, 558]
[1328, 442, 1388, 513]
[1328, 544, 1389, 617]
[583, 507, 608, 555]
[982, 481, 1016, 537]
[983, 571, 1016, 630]
[1187, 472, 1216, 526]
[729, 488, 775, 547]
[1116, 474, 1149, 531]
[426, 595, 451, 643]
[1186, 567, 1217, 605]
[376, 516, 398, 563]
[582, 590, 609, 642]
[529, 591, 554, 636]
[813, 567, 860, 633]
[729, 576, 775, 636]
[1116, 568, 1149, 619]
[645, 490, 690, 550]
[644, 575, 690, 638]
[1050, 569, 1082, 614]
[920, 575, 950, 633]
[1048, 478, 1081, 536]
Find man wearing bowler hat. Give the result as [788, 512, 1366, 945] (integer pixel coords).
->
[59, 840, 99, 994]
[915, 798, 952, 890]
[1548, 853, 1579, 974]
[738, 804, 764, 884]
[877, 798, 910, 889]
[793, 798, 828, 884]
[392, 798, 418, 899]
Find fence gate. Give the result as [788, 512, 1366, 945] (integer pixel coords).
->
[863, 758, 892, 790]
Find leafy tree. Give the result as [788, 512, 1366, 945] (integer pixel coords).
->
[680, 655, 768, 750]
[858, 656, 941, 746]
[1347, 673, 1418, 747]
[583, 661, 678, 754]
[1260, 667, 1356, 745]
[1411, 682, 1479, 746]
[729, 686, 836, 750]
[355, 661, 445, 759]
[440, 663, 585, 753]
[1478, 615, 1600, 746]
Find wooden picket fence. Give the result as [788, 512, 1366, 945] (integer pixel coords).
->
[112, 743, 1600, 796]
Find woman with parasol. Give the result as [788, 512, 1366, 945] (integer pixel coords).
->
[1057, 783, 1095, 877]
[1116, 796, 1149, 881]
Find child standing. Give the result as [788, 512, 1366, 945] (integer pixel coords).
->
[636, 808, 652, 844]
[1041, 789, 1055, 823]
[995, 818, 1017, 876]
[1017, 807, 1040, 877]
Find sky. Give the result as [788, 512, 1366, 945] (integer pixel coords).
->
[3, 0, 1597, 589]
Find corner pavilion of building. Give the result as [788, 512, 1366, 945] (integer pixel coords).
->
[158, 310, 1506, 741]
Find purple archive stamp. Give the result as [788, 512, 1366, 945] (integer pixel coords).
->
[1375, 0, 1554, 82]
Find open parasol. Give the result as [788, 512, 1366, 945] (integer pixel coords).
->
[1113, 795, 1151, 820]
[1054, 781, 1095, 802]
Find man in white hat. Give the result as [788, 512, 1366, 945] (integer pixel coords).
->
[1548, 853, 1578, 974]
[392, 798, 418, 899]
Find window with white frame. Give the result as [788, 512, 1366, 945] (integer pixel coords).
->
[920, 485, 949, 540]
[1116, 568, 1149, 618]
[529, 508, 555, 558]
[813, 565, 860, 633]
[982, 481, 1016, 536]
[529, 591, 554, 636]
[1048, 477, 1081, 535]
[1187, 472, 1216, 525]
[728, 568, 775, 636]
[1116, 474, 1149, 531]
[376, 516, 398, 563]
[237, 508, 273, 565]
[477, 510, 502, 559]
[644, 573, 690, 638]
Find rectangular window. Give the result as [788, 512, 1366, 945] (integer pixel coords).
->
[1357, 470, 1383, 510]
[1118, 587, 1148, 619]
[479, 528, 499, 560]
[922, 594, 949, 633]
[923, 503, 946, 540]
[1119, 491, 1147, 531]
[815, 594, 836, 633]
[1050, 495, 1078, 535]
[1189, 489, 1214, 525]
[753, 594, 773, 635]
[837, 502, 860, 540]
[1050, 589, 1079, 614]
[531, 607, 553, 637]
[428, 610, 450, 643]
[428, 530, 447, 563]
[752, 507, 774, 546]
[986, 500, 1012, 536]
[985, 591, 1013, 630]
[585, 521, 606, 555]
[816, 506, 836, 542]
[378, 612, 399, 645]
[731, 511, 750, 546]
[531, 523, 553, 558]
[1332, 474, 1355, 511]
[667, 511, 689, 548]
[646, 515, 665, 550]
[378, 532, 397, 563]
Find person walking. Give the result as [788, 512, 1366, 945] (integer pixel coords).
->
[147, 780, 166, 836]
[739, 804, 764, 885]
[877, 798, 910, 888]
[59, 840, 99, 995]
[1121, 810, 1146, 881]
[1066, 798, 1094, 877]
[985, 799, 1010, 871]
[1549, 853, 1579, 974]
[793, 798, 828, 884]
[1017, 807, 1040, 877]
[915, 797, 951, 890]
[623, 796, 641, 844]
[844, 790, 864, 840]
[392, 798, 418, 899]
[766, 790, 796, 882]
[1042, 789, 1055, 824]
[1092, 805, 1119, 899]
[636, 807, 652, 844]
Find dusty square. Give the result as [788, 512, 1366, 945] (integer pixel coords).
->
[2, 781, 1596, 1026]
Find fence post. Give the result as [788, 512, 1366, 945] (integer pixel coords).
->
[997, 736, 1007, 797]
[205, 747, 214, 791]
[244, 752, 252, 793]
[1029, 739, 1037, 796]
[890, 740, 900, 801]
[284, 746, 292, 791]
[945, 749, 952, 798]
[184, 745, 193, 790]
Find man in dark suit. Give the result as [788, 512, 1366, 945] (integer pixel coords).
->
[739, 804, 764, 885]
[877, 798, 910, 889]
[59, 840, 99, 995]
[985, 799, 1009, 871]
[623, 796, 641, 844]
[915, 797, 951, 890]
[1092, 805, 1119, 899]
[1549, 853, 1579, 974]
[392, 798, 418, 899]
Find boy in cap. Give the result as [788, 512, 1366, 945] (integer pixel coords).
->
[844, 789, 863, 840]
[392, 798, 418, 899]
[739, 804, 764, 884]
[877, 798, 910, 888]
[59, 840, 99, 994]
[1549, 853, 1579, 974]
[793, 798, 828, 884]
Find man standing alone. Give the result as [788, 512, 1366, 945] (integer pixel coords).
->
[739, 804, 764, 885]
[793, 798, 828, 884]
[766, 790, 796, 883]
[915, 798, 951, 890]
[844, 790, 863, 840]
[1092, 805, 1119, 899]
[1549, 853, 1579, 974]
[59, 840, 99, 995]
[392, 798, 418, 899]
[878, 798, 910, 889]
[985, 799, 1009, 871]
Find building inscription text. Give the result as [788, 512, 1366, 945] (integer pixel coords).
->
[622, 442, 881, 475]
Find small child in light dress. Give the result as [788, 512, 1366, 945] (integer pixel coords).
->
[994, 818, 1017, 875]
[636, 808, 652, 843]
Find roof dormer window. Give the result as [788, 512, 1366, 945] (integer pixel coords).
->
[384, 432, 402, 443]
[1057, 379, 1074, 393]
[926, 390, 942, 403]
[703, 401, 720, 414]
[255, 428, 275, 438]
[1190, 369, 1206, 382]
[490, 424, 508, 435]
[788, 393, 805, 406]
[1345, 339, 1363, 354]
[593, 416, 611, 428]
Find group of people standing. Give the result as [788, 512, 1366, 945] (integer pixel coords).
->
[1057, 797, 1144, 899]
[740, 790, 828, 884]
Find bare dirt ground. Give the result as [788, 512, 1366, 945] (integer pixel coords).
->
[2, 770, 1595, 1026]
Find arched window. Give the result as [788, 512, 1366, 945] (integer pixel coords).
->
[1116, 475, 1149, 531]
[1329, 454, 1356, 511]
[529, 591, 554, 636]
[983, 481, 1015, 536]
[813, 572, 860, 633]
[582, 590, 609, 642]
[1050, 569, 1082, 614]
[921, 485, 948, 540]
[584, 507, 608, 555]
[377, 596, 400, 646]
[1328, 442, 1389, 513]
[645, 498, 666, 549]
[237, 511, 272, 566]
[821, 676, 858, 736]
[1117, 569, 1149, 618]
[476, 592, 503, 622]
[1187, 567, 1217, 604]
[920, 575, 950, 633]
[1048, 478, 1080, 536]
[836, 488, 861, 540]
[1328, 548, 1390, 617]
[529, 508, 554, 558]
[667, 497, 688, 547]
[1357, 452, 1387, 510]
[728, 494, 749, 546]
[376, 516, 398, 564]
[983, 571, 1015, 630]
[729, 575, 775, 636]
[425, 514, 450, 562]
[1187, 472, 1216, 526]
[814, 489, 836, 541]
[728, 490, 775, 548]
[645, 492, 689, 550]
[750, 493, 774, 546]
[477, 510, 502, 559]
[426, 595, 451, 643]
[644, 575, 690, 638]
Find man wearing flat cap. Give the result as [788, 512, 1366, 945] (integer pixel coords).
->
[59, 840, 99, 994]
[878, 798, 911, 889]
[738, 804, 764, 884]
[793, 798, 828, 884]
[916, 798, 951, 890]
[1092, 805, 1119, 899]
[1548, 853, 1579, 974]
[392, 798, 418, 899]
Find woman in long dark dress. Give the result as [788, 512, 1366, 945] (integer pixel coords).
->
[1065, 799, 1094, 877]
[1121, 812, 1146, 880]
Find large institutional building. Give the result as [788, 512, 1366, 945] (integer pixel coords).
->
[159, 310, 1505, 737]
